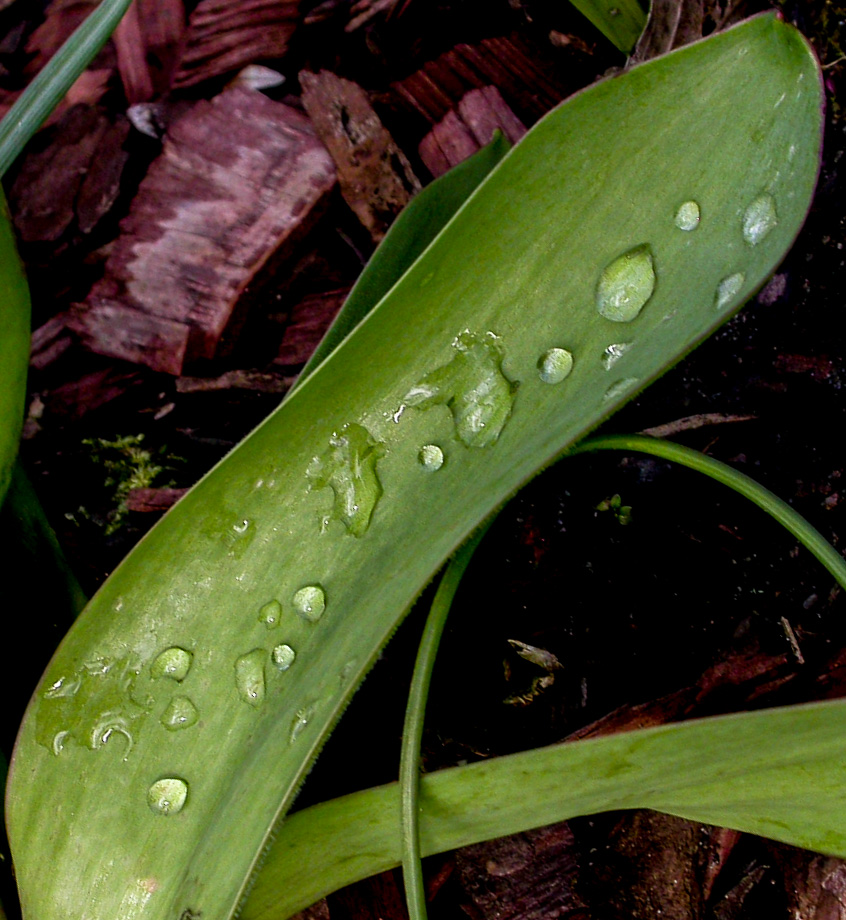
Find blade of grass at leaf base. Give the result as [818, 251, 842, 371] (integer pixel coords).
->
[244, 698, 846, 920]
[567, 0, 647, 53]
[6, 16, 822, 920]
[0, 0, 133, 178]
[0, 189, 31, 507]
[297, 134, 511, 386]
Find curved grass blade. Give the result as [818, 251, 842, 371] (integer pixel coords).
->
[0, 190, 31, 506]
[244, 698, 846, 920]
[6, 16, 823, 920]
[571, 434, 846, 585]
[400, 529, 488, 920]
[567, 0, 647, 53]
[0, 0, 133, 178]
[297, 134, 511, 387]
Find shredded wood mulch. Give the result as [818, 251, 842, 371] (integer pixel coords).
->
[3, 0, 846, 918]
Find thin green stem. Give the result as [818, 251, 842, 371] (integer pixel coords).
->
[570, 434, 846, 590]
[0, 0, 133, 178]
[400, 527, 488, 920]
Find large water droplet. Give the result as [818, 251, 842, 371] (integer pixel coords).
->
[674, 201, 700, 231]
[603, 378, 639, 401]
[271, 644, 296, 671]
[147, 777, 188, 816]
[537, 348, 574, 384]
[306, 423, 386, 537]
[602, 342, 632, 371]
[293, 585, 326, 623]
[290, 704, 317, 743]
[151, 647, 192, 682]
[596, 244, 655, 323]
[418, 444, 444, 471]
[258, 600, 282, 629]
[715, 272, 745, 310]
[742, 194, 778, 246]
[161, 696, 199, 731]
[235, 649, 266, 707]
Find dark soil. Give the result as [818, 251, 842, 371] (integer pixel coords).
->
[4, 1, 846, 919]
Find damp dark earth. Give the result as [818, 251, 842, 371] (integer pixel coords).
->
[4, 1, 846, 919]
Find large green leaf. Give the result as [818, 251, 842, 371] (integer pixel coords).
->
[6, 15, 823, 920]
[245, 699, 846, 920]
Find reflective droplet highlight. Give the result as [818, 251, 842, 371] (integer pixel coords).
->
[537, 348, 574, 384]
[259, 600, 282, 629]
[674, 200, 700, 231]
[235, 649, 266, 707]
[151, 647, 192, 682]
[742, 194, 777, 246]
[596, 244, 655, 323]
[602, 342, 631, 371]
[404, 330, 517, 448]
[293, 585, 326, 623]
[290, 704, 317, 743]
[271, 644, 296, 671]
[715, 272, 745, 310]
[603, 378, 639, 401]
[147, 777, 188, 816]
[306, 423, 386, 537]
[160, 696, 199, 731]
[418, 444, 444, 471]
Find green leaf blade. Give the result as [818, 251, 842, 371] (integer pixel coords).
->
[7, 16, 823, 920]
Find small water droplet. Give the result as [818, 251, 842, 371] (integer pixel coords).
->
[596, 244, 656, 323]
[418, 444, 444, 471]
[161, 696, 199, 731]
[537, 348, 574, 384]
[715, 272, 745, 310]
[271, 644, 296, 671]
[603, 378, 639, 401]
[290, 704, 317, 743]
[674, 200, 700, 231]
[293, 585, 326, 623]
[147, 777, 188, 816]
[392, 404, 406, 423]
[44, 675, 81, 699]
[52, 730, 69, 756]
[602, 342, 632, 371]
[258, 600, 282, 629]
[742, 194, 777, 246]
[233, 519, 250, 534]
[151, 647, 192, 682]
[235, 649, 266, 707]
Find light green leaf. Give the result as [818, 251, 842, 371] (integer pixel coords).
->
[567, 0, 647, 53]
[6, 15, 822, 920]
[244, 699, 846, 920]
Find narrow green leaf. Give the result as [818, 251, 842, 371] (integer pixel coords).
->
[0, 189, 31, 506]
[244, 699, 846, 920]
[0, 0, 133, 178]
[7, 16, 822, 920]
[567, 0, 647, 54]
[297, 134, 511, 386]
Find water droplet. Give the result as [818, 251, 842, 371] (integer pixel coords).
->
[603, 378, 639, 401]
[596, 244, 656, 323]
[147, 777, 188, 816]
[404, 330, 518, 448]
[235, 649, 266, 707]
[293, 585, 326, 623]
[151, 647, 193, 682]
[271, 644, 296, 671]
[418, 444, 444, 471]
[306, 423, 386, 537]
[742, 194, 778, 246]
[290, 704, 317, 743]
[161, 696, 199, 731]
[674, 201, 700, 231]
[537, 348, 574, 384]
[602, 342, 632, 371]
[258, 600, 282, 629]
[44, 675, 81, 699]
[715, 272, 745, 310]
[233, 519, 250, 534]
[52, 730, 69, 755]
